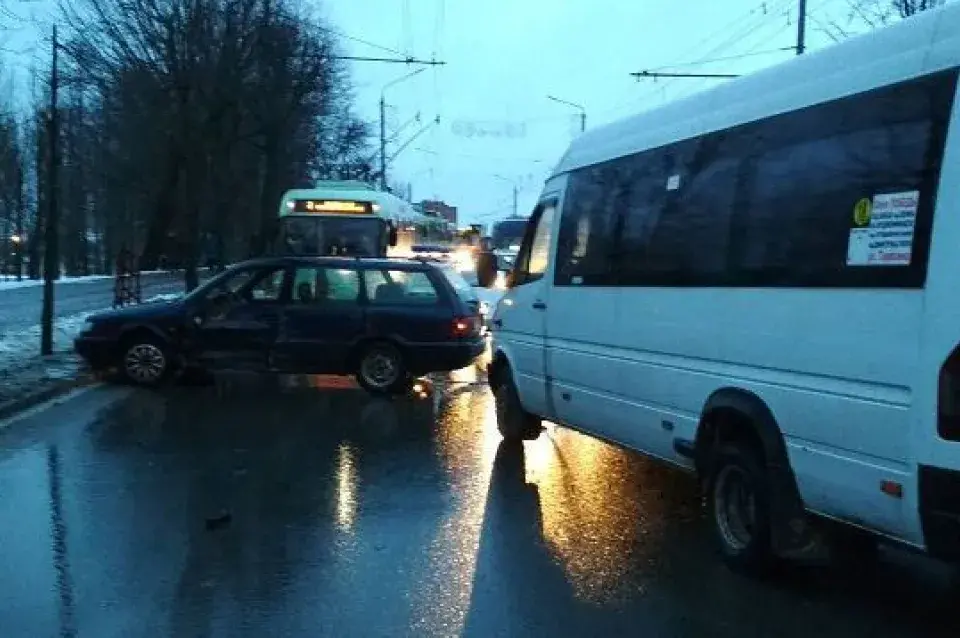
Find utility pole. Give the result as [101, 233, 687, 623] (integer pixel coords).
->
[41, 24, 59, 356]
[512, 185, 518, 217]
[378, 63, 443, 190]
[797, 0, 807, 55]
[379, 96, 387, 190]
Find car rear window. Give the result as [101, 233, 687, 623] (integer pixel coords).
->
[440, 267, 476, 298]
[439, 266, 479, 302]
[365, 269, 439, 305]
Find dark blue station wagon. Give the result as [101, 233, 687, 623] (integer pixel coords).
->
[74, 257, 486, 393]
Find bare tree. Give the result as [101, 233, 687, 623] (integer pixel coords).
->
[846, 0, 946, 27]
[51, 0, 375, 289]
[892, 0, 947, 16]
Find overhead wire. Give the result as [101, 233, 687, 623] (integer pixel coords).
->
[643, 0, 796, 93]
[666, 18, 797, 102]
[595, 0, 797, 121]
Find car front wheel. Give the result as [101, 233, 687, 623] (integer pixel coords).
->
[120, 337, 171, 387]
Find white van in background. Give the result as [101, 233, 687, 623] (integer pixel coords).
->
[487, 4, 960, 574]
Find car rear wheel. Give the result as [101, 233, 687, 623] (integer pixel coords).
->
[356, 342, 407, 395]
[120, 336, 170, 387]
[494, 371, 542, 441]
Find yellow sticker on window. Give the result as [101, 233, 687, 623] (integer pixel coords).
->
[853, 198, 872, 227]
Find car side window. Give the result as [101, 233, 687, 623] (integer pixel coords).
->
[292, 267, 360, 304]
[365, 269, 439, 305]
[248, 268, 287, 302]
[205, 266, 285, 303]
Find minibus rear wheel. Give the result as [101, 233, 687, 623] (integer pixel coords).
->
[707, 443, 776, 575]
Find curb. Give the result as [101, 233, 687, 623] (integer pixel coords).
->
[0, 373, 96, 422]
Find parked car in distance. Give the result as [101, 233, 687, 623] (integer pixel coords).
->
[74, 256, 486, 394]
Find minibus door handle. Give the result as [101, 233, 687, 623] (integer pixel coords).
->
[532, 301, 547, 310]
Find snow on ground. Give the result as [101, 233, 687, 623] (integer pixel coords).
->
[0, 310, 98, 371]
[0, 270, 180, 291]
[0, 274, 112, 291]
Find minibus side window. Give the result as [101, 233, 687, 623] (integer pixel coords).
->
[512, 202, 557, 286]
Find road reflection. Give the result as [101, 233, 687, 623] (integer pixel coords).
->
[528, 427, 701, 603]
[410, 375, 500, 636]
[4, 365, 960, 637]
[334, 443, 357, 534]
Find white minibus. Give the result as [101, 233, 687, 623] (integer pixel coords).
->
[487, 4, 960, 574]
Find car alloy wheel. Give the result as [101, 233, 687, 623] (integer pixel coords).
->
[124, 343, 167, 385]
[360, 348, 401, 391]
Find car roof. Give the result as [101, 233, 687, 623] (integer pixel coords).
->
[231, 255, 439, 271]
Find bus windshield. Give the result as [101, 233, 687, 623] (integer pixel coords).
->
[491, 219, 528, 251]
[277, 216, 386, 257]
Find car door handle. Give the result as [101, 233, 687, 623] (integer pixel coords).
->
[532, 301, 547, 310]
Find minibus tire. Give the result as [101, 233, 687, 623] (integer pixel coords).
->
[707, 444, 775, 575]
[494, 374, 542, 441]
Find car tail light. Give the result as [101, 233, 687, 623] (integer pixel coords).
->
[938, 346, 960, 441]
[452, 315, 480, 338]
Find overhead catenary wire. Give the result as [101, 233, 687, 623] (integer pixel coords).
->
[654, 19, 797, 102]
[595, 0, 797, 120]
[642, 45, 797, 72]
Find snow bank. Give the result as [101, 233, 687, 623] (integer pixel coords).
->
[0, 274, 112, 291]
[0, 311, 96, 370]
[0, 269, 183, 292]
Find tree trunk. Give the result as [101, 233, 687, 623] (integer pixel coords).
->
[256, 138, 281, 255]
[138, 143, 183, 269]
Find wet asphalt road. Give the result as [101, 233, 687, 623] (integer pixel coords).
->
[0, 273, 190, 336]
[1, 364, 959, 638]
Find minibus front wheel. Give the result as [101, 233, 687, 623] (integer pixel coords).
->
[493, 370, 542, 441]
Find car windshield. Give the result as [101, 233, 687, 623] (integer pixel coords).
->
[491, 219, 527, 250]
[277, 216, 384, 257]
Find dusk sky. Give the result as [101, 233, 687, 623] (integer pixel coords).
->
[1, 0, 890, 225]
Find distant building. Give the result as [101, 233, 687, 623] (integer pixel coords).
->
[419, 200, 458, 225]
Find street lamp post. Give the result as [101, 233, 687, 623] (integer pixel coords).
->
[547, 94, 586, 132]
[380, 68, 425, 191]
[15, 160, 23, 281]
[10, 235, 23, 281]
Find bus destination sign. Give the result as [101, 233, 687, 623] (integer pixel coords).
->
[293, 199, 372, 215]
